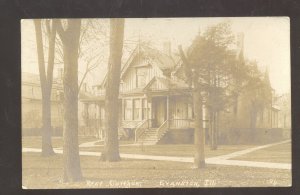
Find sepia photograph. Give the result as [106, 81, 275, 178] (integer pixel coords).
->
[21, 17, 291, 188]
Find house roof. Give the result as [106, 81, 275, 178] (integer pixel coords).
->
[22, 72, 63, 90]
[99, 43, 177, 88]
[144, 76, 189, 92]
[22, 72, 64, 101]
[140, 45, 176, 70]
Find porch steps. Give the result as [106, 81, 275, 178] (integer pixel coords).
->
[137, 128, 159, 145]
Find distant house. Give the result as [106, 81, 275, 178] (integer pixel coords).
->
[80, 40, 278, 144]
[216, 68, 281, 144]
[21, 72, 63, 136]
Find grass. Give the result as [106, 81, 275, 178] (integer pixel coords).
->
[79, 144, 253, 158]
[23, 137, 291, 161]
[22, 152, 291, 188]
[22, 137, 254, 158]
[22, 136, 98, 148]
[22, 138, 292, 188]
[232, 142, 291, 163]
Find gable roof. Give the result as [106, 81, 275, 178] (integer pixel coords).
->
[22, 72, 63, 90]
[140, 45, 176, 70]
[144, 76, 189, 92]
[99, 43, 177, 88]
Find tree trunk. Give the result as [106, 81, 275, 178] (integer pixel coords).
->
[210, 111, 218, 150]
[250, 108, 257, 143]
[209, 111, 214, 149]
[41, 94, 55, 156]
[100, 18, 124, 162]
[193, 87, 205, 168]
[34, 19, 55, 156]
[214, 111, 219, 149]
[58, 19, 83, 182]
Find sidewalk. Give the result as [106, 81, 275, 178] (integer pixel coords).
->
[22, 140, 291, 170]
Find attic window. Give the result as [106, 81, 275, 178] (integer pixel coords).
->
[136, 67, 147, 88]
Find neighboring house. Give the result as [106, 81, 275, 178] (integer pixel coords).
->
[22, 71, 96, 137]
[22, 72, 63, 136]
[217, 69, 281, 144]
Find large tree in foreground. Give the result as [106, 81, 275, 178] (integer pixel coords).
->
[57, 19, 83, 182]
[178, 22, 236, 168]
[184, 22, 236, 151]
[179, 46, 206, 169]
[100, 18, 125, 162]
[33, 19, 58, 156]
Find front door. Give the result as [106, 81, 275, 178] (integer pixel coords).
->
[153, 97, 167, 127]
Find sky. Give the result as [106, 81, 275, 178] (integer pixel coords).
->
[21, 17, 290, 94]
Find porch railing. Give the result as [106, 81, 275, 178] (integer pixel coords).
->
[157, 120, 169, 141]
[169, 119, 194, 129]
[134, 119, 151, 142]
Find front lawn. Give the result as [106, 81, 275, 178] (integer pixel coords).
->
[231, 142, 291, 163]
[22, 136, 254, 158]
[22, 153, 291, 188]
[79, 144, 253, 158]
[22, 136, 98, 148]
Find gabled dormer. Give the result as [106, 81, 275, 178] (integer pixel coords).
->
[97, 43, 179, 96]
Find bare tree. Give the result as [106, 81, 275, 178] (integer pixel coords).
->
[54, 19, 107, 94]
[77, 19, 108, 93]
[100, 18, 125, 162]
[78, 57, 99, 92]
[33, 19, 58, 156]
[57, 19, 83, 182]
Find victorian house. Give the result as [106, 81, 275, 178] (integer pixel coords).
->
[80, 43, 198, 144]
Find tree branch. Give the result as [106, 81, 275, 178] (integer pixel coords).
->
[56, 19, 66, 43]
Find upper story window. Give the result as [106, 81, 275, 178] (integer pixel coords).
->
[136, 67, 148, 88]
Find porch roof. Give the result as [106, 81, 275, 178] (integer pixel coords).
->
[80, 77, 191, 103]
[143, 76, 190, 93]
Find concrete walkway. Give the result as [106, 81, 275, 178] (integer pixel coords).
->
[79, 140, 101, 148]
[78, 140, 139, 148]
[23, 140, 291, 170]
[213, 140, 291, 160]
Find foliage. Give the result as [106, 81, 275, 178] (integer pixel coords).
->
[185, 21, 237, 112]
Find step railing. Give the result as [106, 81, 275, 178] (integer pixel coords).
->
[156, 120, 169, 141]
[134, 119, 151, 142]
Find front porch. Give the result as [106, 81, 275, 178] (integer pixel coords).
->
[80, 93, 195, 143]
[122, 95, 194, 128]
